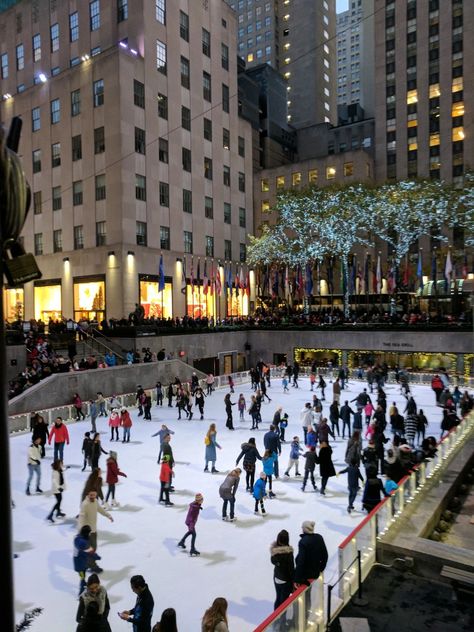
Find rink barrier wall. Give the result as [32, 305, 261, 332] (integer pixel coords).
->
[253, 410, 474, 632]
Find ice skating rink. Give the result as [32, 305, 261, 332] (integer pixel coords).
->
[11, 377, 444, 631]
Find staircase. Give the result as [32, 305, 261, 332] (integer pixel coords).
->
[50, 324, 126, 365]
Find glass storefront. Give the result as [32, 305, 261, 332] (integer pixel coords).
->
[140, 276, 172, 319]
[226, 289, 249, 317]
[73, 277, 105, 322]
[349, 351, 457, 372]
[34, 282, 62, 321]
[3, 287, 24, 322]
[187, 285, 216, 318]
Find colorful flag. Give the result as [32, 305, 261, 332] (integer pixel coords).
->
[364, 254, 369, 294]
[203, 259, 209, 295]
[158, 254, 165, 292]
[239, 265, 245, 293]
[215, 263, 222, 296]
[235, 265, 241, 294]
[356, 261, 362, 294]
[245, 268, 250, 296]
[462, 253, 468, 280]
[431, 252, 437, 282]
[272, 267, 279, 298]
[305, 263, 313, 296]
[417, 251, 423, 290]
[376, 254, 382, 294]
[181, 257, 187, 294]
[210, 261, 215, 296]
[402, 255, 410, 289]
[227, 262, 233, 291]
[444, 250, 453, 291]
[196, 258, 201, 286]
[190, 257, 195, 291]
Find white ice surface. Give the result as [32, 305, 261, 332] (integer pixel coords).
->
[11, 377, 443, 632]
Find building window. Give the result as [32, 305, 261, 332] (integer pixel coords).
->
[73, 181, 83, 206]
[261, 200, 270, 214]
[240, 243, 246, 262]
[117, 0, 128, 22]
[160, 226, 170, 250]
[223, 128, 230, 150]
[90, 1, 100, 31]
[34, 233, 43, 256]
[96, 221, 106, 246]
[181, 56, 190, 89]
[53, 229, 62, 253]
[32, 149, 42, 174]
[238, 172, 246, 192]
[179, 11, 189, 41]
[292, 172, 302, 186]
[72, 135, 82, 161]
[33, 191, 42, 214]
[70, 57, 80, 67]
[50, 98, 60, 125]
[222, 84, 230, 112]
[182, 106, 191, 131]
[51, 143, 61, 168]
[134, 80, 145, 108]
[50, 23, 59, 53]
[158, 93, 168, 119]
[261, 178, 269, 192]
[95, 174, 106, 201]
[159, 181, 169, 206]
[32, 107, 40, 132]
[202, 28, 211, 56]
[135, 127, 146, 154]
[159, 138, 169, 163]
[74, 225, 84, 250]
[156, 0, 166, 24]
[343, 162, 354, 176]
[206, 236, 214, 257]
[205, 196, 213, 219]
[93, 79, 104, 107]
[136, 221, 147, 246]
[239, 207, 246, 228]
[224, 240, 232, 261]
[183, 189, 192, 214]
[52, 186, 62, 210]
[16, 44, 24, 70]
[276, 175, 285, 189]
[203, 72, 212, 101]
[156, 40, 167, 74]
[204, 157, 213, 180]
[182, 148, 192, 172]
[308, 169, 318, 183]
[136, 174, 146, 201]
[32, 33, 41, 62]
[238, 136, 245, 157]
[223, 165, 231, 186]
[184, 231, 193, 254]
[94, 127, 105, 154]
[326, 166, 336, 180]
[222, 43, 229, 70]
[71, 89, 81, 116]
[69, 12, 79, 41]
[224, 202, 231, 224]
[1, 53, 8, 79]
[203, 118, 212, 141]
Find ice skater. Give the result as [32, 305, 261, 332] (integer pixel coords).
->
[219, 468, 241, 522]
[284, 437, 303, 477]
[318, 441, 336, 495]
[91, 433, 108, 470]
[253, 472, 267, 515]
[81, 432, 93, 472]
[108, 409, 120, 442]
[224, 393, 235, 430]
[159, 455, 174, 506]
[26, 437, 43, 496]
[301, 446, 318, 492]
[204, 423, 222, 473]
[104, 452, 127, 508]
[262, 450, 277, 499]
[236, 437, 262, 493]
[177, 493, 204, 556]
[120, 407, 133, 443]
[46, 459, 66, 523]
[338, 458, 364, 513]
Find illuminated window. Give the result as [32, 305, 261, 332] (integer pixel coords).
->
[343, 162, 354, 177]
[452, 127, 464, 141]
[407, 118, 418, 128]
[429, 133, 440, 146]
[406, 89, 418, 104]
[292, 172, 302, 186]
[261, 200, 270, 213]
[34, 283, 62, 321]
[276, 175, 285, 189]
[247, 53, 254, 62]
[308, 169, 318, 183]
[326, 166, 336, 180]
[452, 77, 463, 93]
[452, 102, 464, 117]
[3, 287, 24, 321]
[408, 141, 418, 151]
[261, 178, 269, 192]
[140, 277, 173, 319]
[429, 83, 440, 98]
[74, 278, 105, 321]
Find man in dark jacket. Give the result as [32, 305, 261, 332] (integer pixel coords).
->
[294, 521, 328, 617]
[119, 575, 154, 632]
[264, 425, 281, 479]
[339, 401, 355, 439]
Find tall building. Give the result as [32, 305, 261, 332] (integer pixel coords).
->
[0, 0, 254, 323]
[374, 0, 473, 184]
[336, 0, 374, 117]
[227, 0, 337, 129]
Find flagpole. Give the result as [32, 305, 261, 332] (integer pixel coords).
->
[161, 252, 164, 319]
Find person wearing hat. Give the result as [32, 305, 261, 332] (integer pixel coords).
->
[279, 413, 289, 443]
[294, 520, 328, 617]
[219, 468, 241, 521]
[73, 525, 101, 594]
[178, 493, 204, 555]
[159, 455, 174, 507]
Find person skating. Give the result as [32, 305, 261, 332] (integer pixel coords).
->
[195, 387, 206, 420]
[332, 378, 341, 404]
[96, 392, 107, 417]
[318, 441, 336, 495]
[108, 409, 120, 442]
[294, 521, 328, 619]
[121, 407, 133, 442]
[262, 450, 277, 498]
[253, 472, 267, 515]
[32, 414, 48, 457]
[155, 381, 163, 407]
[104, 452, 127, 508]
[73, 393, 86, 420]
[284, 436, 303, 477]
[74, 525, 101, 594]
[248, 395, 259, 429]
[270, 529, 294, 610]
[339, 458, 364, 513]
[227, 374, 235, 393]
[76, 573, 111, 632]
[224, 393, 235, 430]
[280, 413, 289, 442]
[235, 437, 262, 492]
[119, 575, 155, 631]
[317, 374, 326, 400]
[301, 446, 318, 492]
[91, 433, 108, 470]
[219, 468, 241, 521]
[89, 400, 99, 434]
[158, 455, 174, 506]
[143, 393, 152, 420]
[316, 417, 335, 445]
[48, 416, 70, 462]
[238, 393, 246, 421]
[78, 491, 113, 569]
[177, 493, 204, 555]
[26, 437, 43, 495]
[152, 608, 178, 632]
[362, 465, 390, 512]
[201, 597, 229, 632]
[81, 468, 104, 503]
[345, 430, 362, 466]
[329, 401, 340, 438]
[184, 386, 194, 420]
[205, 373, 215, 396]
[152, 425, 175, 463]
[300, 403, 314, 445]
[204, 423, 222, 472]
[81, 432, 93, 472]
[166, 383, 174, 408]
[263, 424, 281, 479]
[46, 459, 66, 523]
[191, 371, 200, 394]
[136, 385, 145, 416]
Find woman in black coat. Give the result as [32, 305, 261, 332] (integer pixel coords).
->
[32, 415, 48, 457]
[318, 441, 336, 495]
[270, 529, 294, 610]
[224, 393, 235, 430]
[236, 438, 262, 492]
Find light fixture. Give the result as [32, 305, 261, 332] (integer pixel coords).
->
[63, 257, 69, 262]
[128, 250, 135, 256]
[119, 41, 128, 49]
[3, 93, 12, 100]
[81, 54, 90, 62]
[130, 48, 138, 56]
[108, 251, 115, 256]
[176, 257, 182, 262]
[38, 73, 48, 83]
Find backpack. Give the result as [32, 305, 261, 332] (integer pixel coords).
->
[204, 435, 211, 446]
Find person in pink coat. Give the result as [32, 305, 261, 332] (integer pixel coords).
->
[48, 416, 70, 461]
[177, 493, 204, 556]
[364, 401, 374, 426]
[120, 407, 133, 443]
[73, 393, 86, 420]
[108, 409, 120, 442]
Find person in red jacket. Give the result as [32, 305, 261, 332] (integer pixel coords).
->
[120, 407, 133, 443]
[431, 375, 444, 404]
[48, 416, 70, 462]
[104, 452, 127, 508]
[159, 455, 174, 507]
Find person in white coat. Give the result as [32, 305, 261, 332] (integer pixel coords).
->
[78, 490, 113, 569]
[26, 437, 43, 495]
[46, 460, 66, 523]
[300, 403, 315, 445]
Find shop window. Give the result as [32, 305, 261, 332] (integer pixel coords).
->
[3, 287, 24, 321]
[34, 283, 62, 321]
[140, 277, 173, 319]
[74, 278, 105, 322]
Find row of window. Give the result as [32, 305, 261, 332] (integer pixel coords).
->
[33, 226, 246, 261]
[260, 163, 355, 192]
[31, 81, 103, 132]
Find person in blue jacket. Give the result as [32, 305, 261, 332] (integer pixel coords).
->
[73, 525, 101, 594]
[262, 450, 277, 499]
[253, 472, 267, 515]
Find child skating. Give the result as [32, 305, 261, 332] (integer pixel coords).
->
[301, 446, 318, 492]
[159, 455, 174, 506]
[178, 493, 203, 556]
[284, 437, 303, 477]
[262, 449, 277, 499]
[253, 472, 267, 515]
[104, 451, 127, 508]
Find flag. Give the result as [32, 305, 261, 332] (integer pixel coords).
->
[444, 250, 453, 291]
[203, 259, 209, 295]
[316, 261, 320, 295]
[431, 252, 437, 282]
[417, 251, 423, 290]
[348, 256, 356, 295]
[245, 268, 250, 296]
[215, 263, 222, 296]
[462, 253, 468, 280]
[181, 257, 187, 294]
[305, 263, 313, 296]
[227, 262, 233, 291]
[210, 261, 215, 296]
[326, 258, 334, 294]
[239, 265, 245, 293]
[235, 265, 241, 294]
[364, 254, 369, 294]
[284, 266, 289, 297]
[190, 257, 195, 292]
[376, 254, 382, 294]
[372, 259, 377, 294]
[295, 265, 301, 295]
[356, 262, 362, 294]
[402, 255, 409, 289]
[196, 258, 201, 286]
[158, 254, 165, 292]
[272, 267, 279, 298]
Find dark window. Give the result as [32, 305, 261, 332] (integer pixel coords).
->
[239, 207, 246, 227]
[136, 221, 147, 246]
[240, 243, 246, 262]
[90, 1, 100, 31]
[52, 186, 62, 210]
[159, 181, 169, 206]
[32, 149, 41, 173]
[203, 118, 212, 141]
[181, 56, 190, 89]
[238, 171, 245, 192]
[180, 11, 189, 41]
[222, 84, 230, 112]
[70, 12, 79, 42]
[205, 196, 213, 219]
[134, 80, 145, 108]
[238, 136, 245, 157]
[224, 240, 232, 261]
[94, 127, 105, 154]
[53, 229, 62, 253]
[182, 148, 192, 172]
[202, 28, 211, 56]
[221, 43, 229, 70]
[184, 231, 193, 254]
[33, 191, 42, 214]
[95, 174, 106, 201]
[183, 189, 192, 214]
[71, 89, 81, 116]
[117, 0, 128, 22]
[136, 174, 146, 201]
[93, 79, 104, 107]
[51, 142, 61, 167]
[74, 226, 84, 250]
[73, 181, 83, 206]
[182, 106, 191, 131]
[206, 235, 214, 257]
[72, 135, 82, 161]
[223, 128, 230, 150]
[203, 72, 212, 101]
[160, 226, 170, 250]
[223, 165, 230, 186]
[135, 127, 146, 154]
[96, 221, 107, 246]
[34, 233, 43, 256]
[159, 138, 168, 163]
[158, 93, 168, 119]
[224, 202, 231, 224]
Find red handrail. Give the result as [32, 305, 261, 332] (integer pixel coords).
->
[253, 582, 310, 632]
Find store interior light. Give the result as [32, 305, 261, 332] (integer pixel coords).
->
[38, 73, 48, 83]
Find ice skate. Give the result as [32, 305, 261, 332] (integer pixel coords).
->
[190, 549, 200, 556]
[269, 491, 276, 498]
[165, 501, 174, 507]
[177, 541, 186, 549]
[111, 500, 119, 507]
